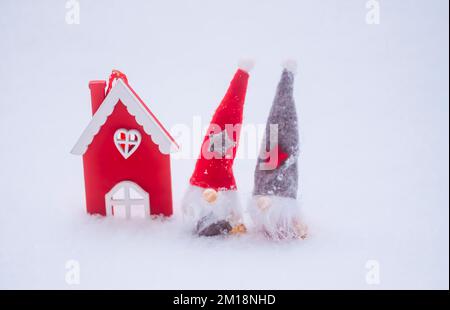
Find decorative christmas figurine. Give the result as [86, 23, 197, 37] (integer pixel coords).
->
[71, 70, 179, 218]
[248, 61, 308, 240]
[182, 61, 253, 236]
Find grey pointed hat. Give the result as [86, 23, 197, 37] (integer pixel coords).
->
[253, 62, 299, 199]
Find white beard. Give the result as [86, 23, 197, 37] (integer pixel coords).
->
[181, 185, 243, 231]
[248, 195, 308, 240]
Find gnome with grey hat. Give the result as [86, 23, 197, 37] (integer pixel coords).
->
[248, 60, 308, 240]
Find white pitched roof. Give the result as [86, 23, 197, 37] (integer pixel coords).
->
[71, 79, 179, 155]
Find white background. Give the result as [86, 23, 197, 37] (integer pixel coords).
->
[0, 0, 448, 289]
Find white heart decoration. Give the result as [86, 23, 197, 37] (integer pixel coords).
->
[114, 128, 142, 159]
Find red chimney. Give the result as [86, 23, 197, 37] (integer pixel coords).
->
[88, 80, 106, 115]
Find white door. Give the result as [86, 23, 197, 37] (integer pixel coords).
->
[105, 181, 150, 219]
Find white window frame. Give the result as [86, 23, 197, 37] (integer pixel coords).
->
[114, 128, 142, 159]
[105, 181, 150, 218]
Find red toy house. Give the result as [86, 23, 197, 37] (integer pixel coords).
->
[71, 71, 178, 218]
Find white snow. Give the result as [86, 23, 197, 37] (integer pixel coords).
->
[0, 0, 448, 289]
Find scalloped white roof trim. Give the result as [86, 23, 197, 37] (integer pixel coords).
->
[71, 79, 179, 156]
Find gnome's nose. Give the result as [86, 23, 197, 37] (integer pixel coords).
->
[257, 196, 271, 211]
[202, 188, 218, 204]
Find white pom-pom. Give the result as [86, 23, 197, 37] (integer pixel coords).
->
[282, 59, 297, 74]
[238, 59, 255, 73]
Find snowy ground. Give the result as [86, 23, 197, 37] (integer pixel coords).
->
[0, 0, 448, 289]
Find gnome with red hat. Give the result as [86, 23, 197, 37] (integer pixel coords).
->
[182, 61, 253, 236]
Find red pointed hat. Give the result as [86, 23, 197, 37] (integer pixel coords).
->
[190, 61, 253, 191]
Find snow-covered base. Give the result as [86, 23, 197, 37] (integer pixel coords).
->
[182, 185, 243, 234]
[248, 195, 308, 240]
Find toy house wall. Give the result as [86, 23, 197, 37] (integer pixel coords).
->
[82, 101, 173, 216]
